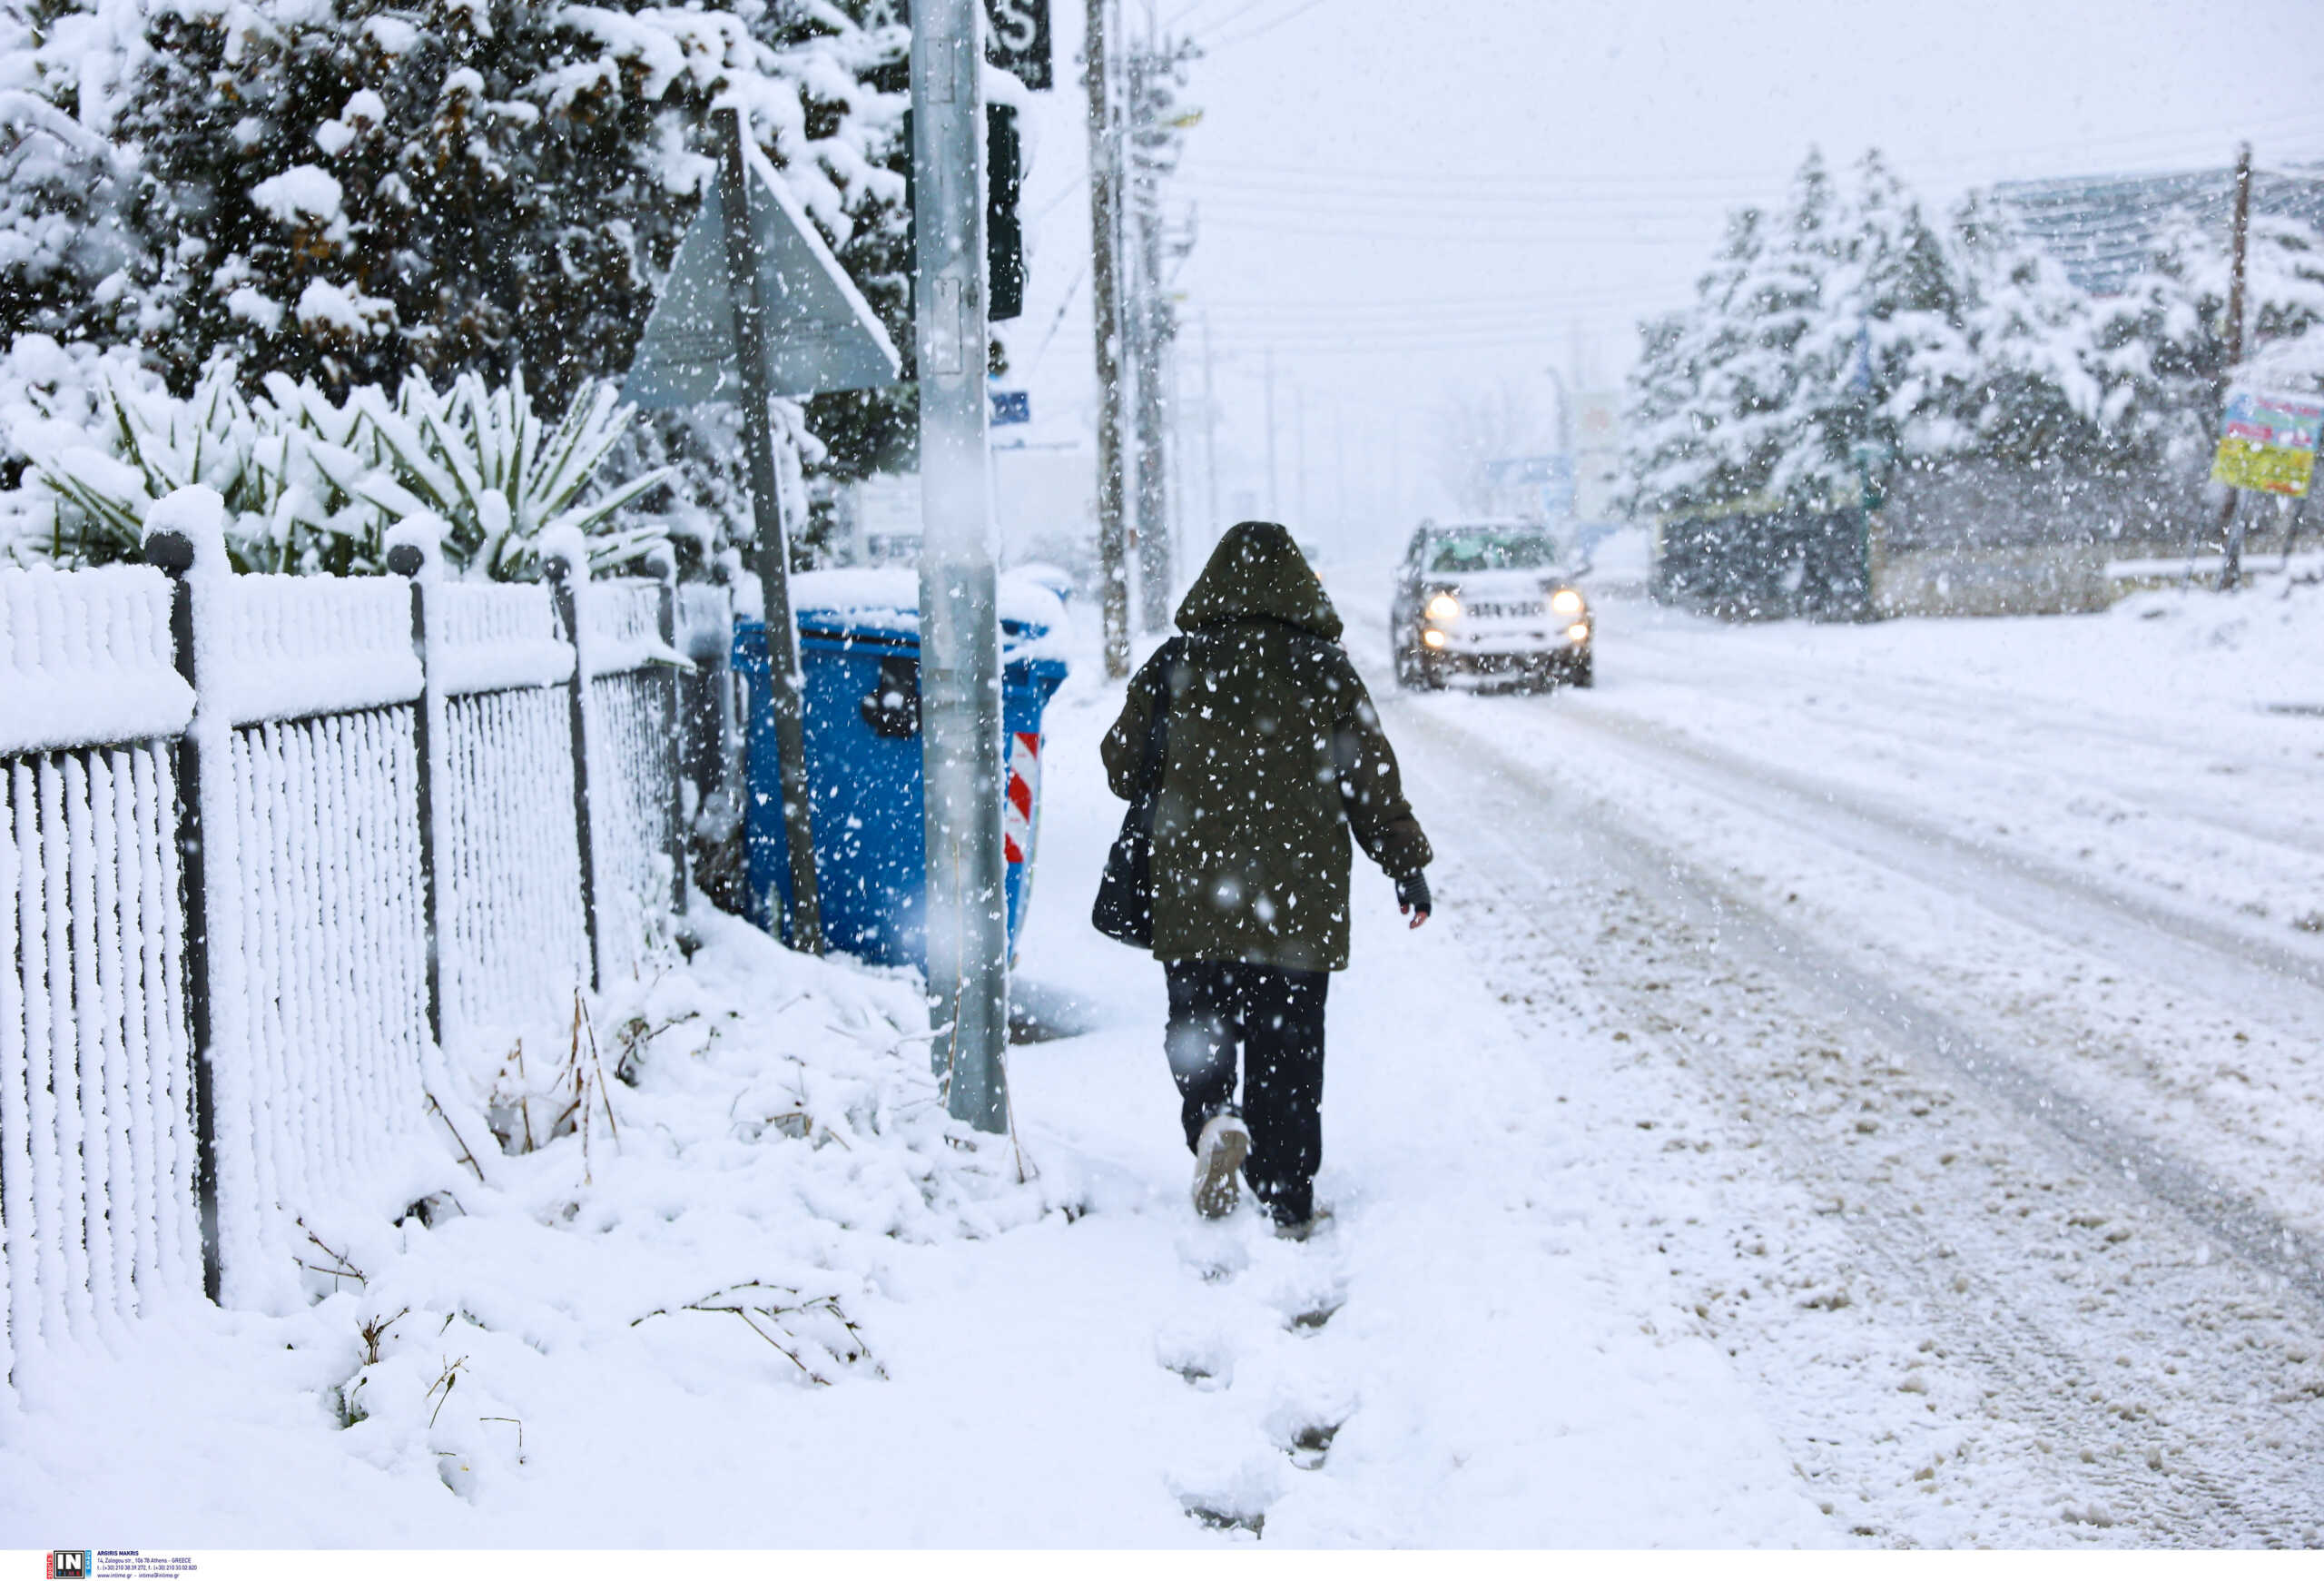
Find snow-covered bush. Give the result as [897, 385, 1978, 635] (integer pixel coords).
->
[10, 358, 668, 577]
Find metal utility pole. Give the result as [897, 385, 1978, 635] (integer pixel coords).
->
[714, 105, 822, 956]
[1084, 0, 1130, 677]
[910, 0, 1009, 1132]
[2220, 141, 2255, 591]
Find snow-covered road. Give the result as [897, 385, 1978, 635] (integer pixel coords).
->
[1358, 578, 2324, 1546]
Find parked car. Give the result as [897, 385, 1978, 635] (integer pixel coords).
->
[1391, 520, 1593, 690]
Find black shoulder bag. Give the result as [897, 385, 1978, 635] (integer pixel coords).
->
[1091, 640, 1184, 948]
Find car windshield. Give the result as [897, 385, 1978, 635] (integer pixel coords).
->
[1427, 531, 1557, 574]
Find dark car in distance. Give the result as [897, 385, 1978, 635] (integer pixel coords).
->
[1391, 520, 1593, 690]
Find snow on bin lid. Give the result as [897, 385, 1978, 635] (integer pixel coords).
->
[790, 568, 1068, 656]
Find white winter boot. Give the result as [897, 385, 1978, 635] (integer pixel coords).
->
[1191, 1113, 1252, 1219]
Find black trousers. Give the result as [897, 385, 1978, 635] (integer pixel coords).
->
[1163, 960, 1329, 1223]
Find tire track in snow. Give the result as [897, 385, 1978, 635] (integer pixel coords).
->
[1554, 700, 2324, 1013]
[1393, 700, 2324, 1546]
[1603, 615, 2324, 857]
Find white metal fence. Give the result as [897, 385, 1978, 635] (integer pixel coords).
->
[1, 539, 725, 1398]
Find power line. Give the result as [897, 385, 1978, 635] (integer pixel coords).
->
[1171, 112, 2324, 201]
[1167, 0, 1278, 40]
[1206, 0, 1330, 51]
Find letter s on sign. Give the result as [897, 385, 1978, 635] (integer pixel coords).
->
[990, 0, 1037, 52]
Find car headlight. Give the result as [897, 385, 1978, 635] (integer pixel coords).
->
[1423, 592, 1461, 622]
[1566, 622, 1590, 644]
[1421, 628, 1448, 648]
[1551, 588, 1584, 616]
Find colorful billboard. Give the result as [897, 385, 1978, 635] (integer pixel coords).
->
[2211, 387, 2323, 497]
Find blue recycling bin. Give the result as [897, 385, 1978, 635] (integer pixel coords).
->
[735, 571, 1069, 970]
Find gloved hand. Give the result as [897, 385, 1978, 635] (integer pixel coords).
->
[1395, 870, 1432, 930]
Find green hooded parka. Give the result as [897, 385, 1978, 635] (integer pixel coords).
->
[1101, 521, 1432, 972]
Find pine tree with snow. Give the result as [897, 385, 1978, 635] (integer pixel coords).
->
[1836, 151, 1974, 469]
[1618, 206, 1768, 519]
[0, 0, 141, 350]
[1704, 147, 1846, 504]
[1948, 193, 2118, 470]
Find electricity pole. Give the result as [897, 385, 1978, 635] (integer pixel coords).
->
[1084, 0, 1130, 677]
[910, 0, 1008, 1131]
[1169, 334, 1188, 586]
[1128, 33, 1171, 630]
[2220, 141, 2254, 592]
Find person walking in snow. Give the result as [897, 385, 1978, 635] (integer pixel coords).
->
[1101, 521, 1433, 1238]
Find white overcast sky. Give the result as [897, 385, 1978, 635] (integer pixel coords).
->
[994, 0, 2324, 542]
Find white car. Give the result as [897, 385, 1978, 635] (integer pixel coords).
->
[1391, 521, 1593, 690]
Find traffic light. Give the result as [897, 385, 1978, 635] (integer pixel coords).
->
[901, 105, 1026, 324]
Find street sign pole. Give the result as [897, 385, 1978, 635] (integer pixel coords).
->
[714, 104, 824, 955]
[910, 0, 1010, 1131]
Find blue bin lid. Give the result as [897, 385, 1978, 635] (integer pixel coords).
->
[789, 568, 1066, 659]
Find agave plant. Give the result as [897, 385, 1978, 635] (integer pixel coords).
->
[17, 361, 669, 578]
[347, 370, 671, 580]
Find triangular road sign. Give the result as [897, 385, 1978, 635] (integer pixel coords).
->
[624, 143, 901, 410]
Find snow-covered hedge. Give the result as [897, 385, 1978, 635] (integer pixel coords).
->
[6, 355, 668, 578]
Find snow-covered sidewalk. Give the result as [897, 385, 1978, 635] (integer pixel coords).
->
[0, 618, 1830, 1547]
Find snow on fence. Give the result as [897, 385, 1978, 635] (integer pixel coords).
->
[430, 581, 589, 1066]
[1, 537, 729, 1402]
[2, 567, 202, 1405]
[575, 578, 687, 987]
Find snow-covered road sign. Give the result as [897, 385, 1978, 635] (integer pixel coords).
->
[623, 145, 901, 410]
[854, 0, 1054, 90]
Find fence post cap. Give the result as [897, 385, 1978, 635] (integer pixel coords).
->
[143, 485, 230, 576]
[538, 522, 591, 586]
[383, 512, 447, 582]
[145, 529, 196, 575]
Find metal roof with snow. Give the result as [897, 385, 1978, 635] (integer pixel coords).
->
[1989, 162, 2324, 297]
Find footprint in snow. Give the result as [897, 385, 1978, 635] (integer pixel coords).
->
[1176, 1222, 1253, 1284]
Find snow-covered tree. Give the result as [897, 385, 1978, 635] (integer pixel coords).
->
[103, 0, 902, 403]
[1948, 193, 2121, 469]
[1618, 206, 1767, 518]
[0, 0, 916, 574]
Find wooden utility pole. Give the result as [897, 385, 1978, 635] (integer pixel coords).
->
[2219, 141, 2254, 592]
[1128, 30, 1172, 630]
[1084, 0, 1130, 677]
